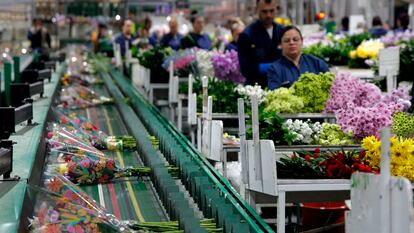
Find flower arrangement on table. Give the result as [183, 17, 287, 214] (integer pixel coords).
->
[348, 39, 384, 68]
[392, 112, 414, 138]
[235, 84, 268, 104]
[137, 46, 173, 83]
[302, 39, 351, 66]
[264, 72, 335, 114]
[211, 50, 246, 84]
[380, 30, 414, 46]
[325, 73, 411, 140]
[277, 148, 377, 179]
[362, 135, 414, 181]
[59, 84, 114, 109]
[53, 109, 137, 150]
[162, 49, 198, 77]
[247, 110, 356, 146]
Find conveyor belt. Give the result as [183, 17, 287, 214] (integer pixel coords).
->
[48, 85, 169, 223]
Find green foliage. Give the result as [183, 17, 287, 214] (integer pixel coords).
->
[289, 72, 335, 113]
[190, 77, 241, 113]
[137, 47, 172, 81]
[302, 42, 352, 66]
[246, 109, 297, 145]
[399, 40, 414, 82]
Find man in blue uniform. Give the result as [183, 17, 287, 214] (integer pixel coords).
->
[115, 19, 136, 57]
[160, 16, 183, 50]
[180, 11, 212, 50]
[267, 26, 329, 90]
[238, 0, 284, 87]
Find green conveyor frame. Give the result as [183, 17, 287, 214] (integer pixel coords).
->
[98, 62, 274, 233]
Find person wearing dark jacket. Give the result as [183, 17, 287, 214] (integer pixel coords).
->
[369, 16, 388, 38]
[180, 11, 212, 50]
[224, 22, 244, 52]
[115, 19, 136, 57]
[238, 0, 284, 87]
[160, 16, 183, 50]
[28, 18, 51, 55]
[267, 26, 329, 90]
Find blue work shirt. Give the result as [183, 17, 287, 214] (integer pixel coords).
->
[160, 33, 183, 50]
[238, 20, 284, 88]
[180, 32, 212, 50]
[115, 33, 135, 56]
[369, 26, 388, 38]
[224, 41, 238, 52]
[267, 54, 330, 90]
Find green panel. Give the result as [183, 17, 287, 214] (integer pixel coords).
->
[13, 56, 20, 83]
[0, 181, 26, 233]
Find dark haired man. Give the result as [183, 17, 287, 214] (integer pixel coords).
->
[238, 0, 284, 87]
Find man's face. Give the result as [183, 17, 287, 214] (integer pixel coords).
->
[257, 0, 277, 27]
[123, 20, 133, 36]
[170, 20, 178, 34]
[193, 17, 204, 34]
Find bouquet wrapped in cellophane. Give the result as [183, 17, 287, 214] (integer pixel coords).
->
[52, 109, 137, 150]
[59, 83, 114, 109]
[28, 175, 127, 233]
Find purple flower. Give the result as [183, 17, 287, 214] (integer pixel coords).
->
[211, 50, 246, 84]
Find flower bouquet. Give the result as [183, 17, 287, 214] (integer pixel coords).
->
[289, 72, 335, 113]
[61, 73, 103, 87]
[31, 174, 221, 232]
[392, 112, 414, 138]
[28, 184, 122, 232]
[348, 39, 384, 68]
[162, 49, 198, 77]
[51, 151, 152, 185]
[53, 109, 137, 150]
[277, 149, 376, 179]
[138, 46, 173, 83]
[59, 84, 114, 109]
[211, 50, 245, 84]
[195, 49, 214, 78]
[264, 88, 304, 114]
[362, 135, 414, 181]
[325, 73, 411, 140]
[235, 84, 267, 104]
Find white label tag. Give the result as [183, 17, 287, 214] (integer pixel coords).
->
[379, 47, 400, 77]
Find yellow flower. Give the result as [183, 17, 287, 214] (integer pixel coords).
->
[349, 50, 357, 59]
[58, 164, 68, 174]
[362, 136, 414, 181]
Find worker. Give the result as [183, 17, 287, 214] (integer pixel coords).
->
[267, 25, 329, 90]
[369, 16, 388, 38]
[28, 18, 51, 56]
[115, 19, 136, 57]
[180, 11, 212, 50]
[97, 24, 113, 57]
[337, 17, 349, 35]
[224, 22, 245, 52]
[394, 13, 410, 33]
[160, 16, 183, 50]
[139, 16, 157, 47]
[237, 0, 284, 88]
